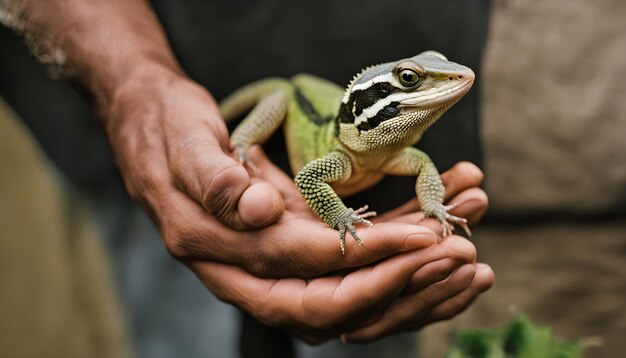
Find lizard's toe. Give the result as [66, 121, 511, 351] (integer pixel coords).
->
[446, 213, 472, 237]
[427, 202, 472, 238]
[231, 144, 259, 173]
[336, 206, 377, 255]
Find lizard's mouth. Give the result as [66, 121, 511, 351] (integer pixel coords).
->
[398, 76, 474, 110]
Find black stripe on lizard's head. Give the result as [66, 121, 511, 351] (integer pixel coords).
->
[338, 82, 401, 130]
[337, 60, 418, 131]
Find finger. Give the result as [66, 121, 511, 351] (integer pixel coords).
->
[153, 184, 441, 278]
[402, 258, 465, 294]
[316, 250, 439, 328]
[189, 248, 445, 339]
[403, 235, 478, 293]
[340, 264, 477, 342]
[447, 187, 489, 225]
[186, 261, 282, 316]
[441, 161, 484, 202]
[167, 118, 283, 229]
[384, 187, 488, 227]
[416, 263, 494, 327]
[374, 161, 484, 221]
[252, 221, 439, 278]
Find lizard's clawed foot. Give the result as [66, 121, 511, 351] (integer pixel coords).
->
[430, 202, 472, 238]
[231, 144, 260, 173]
[337, 205, 377, 255]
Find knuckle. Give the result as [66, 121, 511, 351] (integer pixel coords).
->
[201, 164, 248, 215]
[125, 169, 163, 203]
[455, 161, 484, 184]
[162, 224, 206, 260]
[163, 232, 189, 259]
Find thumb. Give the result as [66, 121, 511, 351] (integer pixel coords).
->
[170, 130, 284, 229]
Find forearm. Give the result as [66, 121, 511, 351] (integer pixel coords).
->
[3, 0, 183, 115]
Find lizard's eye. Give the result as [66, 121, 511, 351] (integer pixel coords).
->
[398, 69, 420, 87]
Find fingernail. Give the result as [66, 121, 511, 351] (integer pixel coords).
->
[404, 232, 438, 249]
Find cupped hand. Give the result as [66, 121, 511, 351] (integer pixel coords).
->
[105, 69, 476, 278]
[188, 155, 491, 344]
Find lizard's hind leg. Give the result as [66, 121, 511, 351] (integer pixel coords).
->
[230, 91, 288, 169]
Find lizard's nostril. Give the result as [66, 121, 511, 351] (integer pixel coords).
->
[458, 75, 463, 80]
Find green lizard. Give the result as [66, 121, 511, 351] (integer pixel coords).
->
[220, 51, 475, 255]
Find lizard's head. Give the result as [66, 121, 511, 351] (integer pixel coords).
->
[337, 51, 474, 153]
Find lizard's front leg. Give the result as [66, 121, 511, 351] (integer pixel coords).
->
[381, 147, 471, 237]
[295, 151, 376, 255]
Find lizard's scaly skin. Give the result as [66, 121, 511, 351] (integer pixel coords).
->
[294, 151, 352, 228]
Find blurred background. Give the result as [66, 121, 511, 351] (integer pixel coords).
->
[421, 0, 626, 356]
[1, 0, 625, 357]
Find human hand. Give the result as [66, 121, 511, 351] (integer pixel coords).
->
[186, 158, 491, 344]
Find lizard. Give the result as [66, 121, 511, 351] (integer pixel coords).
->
[220, 50, 475, 255]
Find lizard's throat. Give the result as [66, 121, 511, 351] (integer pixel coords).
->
[337, 104, 452, 153]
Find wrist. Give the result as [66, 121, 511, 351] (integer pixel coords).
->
[97, 58, 183, 120]
[103, 62, 223, 144]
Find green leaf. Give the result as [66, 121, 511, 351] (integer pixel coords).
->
[446, 315, 584, 358]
